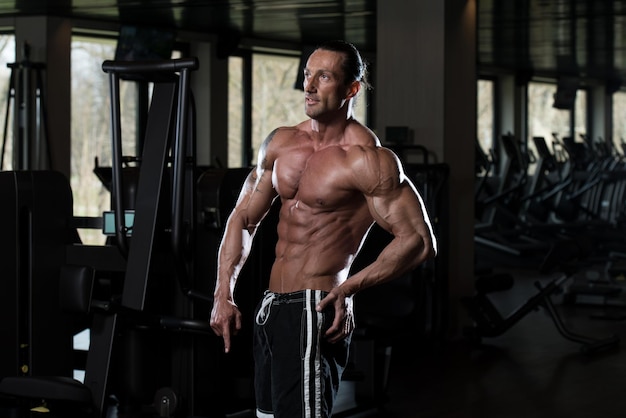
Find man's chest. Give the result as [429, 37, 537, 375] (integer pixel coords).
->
[273, 146, 357, 207]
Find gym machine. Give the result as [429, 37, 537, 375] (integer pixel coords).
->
[1, 42, 51, 171]
[463, 239, 620, 355]
[0, 57, 254, 417]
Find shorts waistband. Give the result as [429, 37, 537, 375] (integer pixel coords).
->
[256, 289, 329, 326]
[263, 289, 328, 304]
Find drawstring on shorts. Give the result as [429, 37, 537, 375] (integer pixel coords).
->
[255, 291, 276, 325]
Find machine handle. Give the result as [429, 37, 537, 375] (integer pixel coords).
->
[102, 57, 199, 74]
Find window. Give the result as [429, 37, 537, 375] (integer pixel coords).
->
[528, 82, 569, 147]
[477, 79, 495, 155]
[0, 34, 16, 169]
[251, 53, 303, 166]
[612, 91, 626, 154]
[228, 56, 243, 168]
[527, 81, 587, 160]
[71, 35, 138, 244]
[573, 89, 587, 145]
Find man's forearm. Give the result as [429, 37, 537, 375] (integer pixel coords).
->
[339, 234, 432, 297]
[215, 218, 253, 299]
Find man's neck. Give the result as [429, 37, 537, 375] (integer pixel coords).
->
[309, 117, 353, 145]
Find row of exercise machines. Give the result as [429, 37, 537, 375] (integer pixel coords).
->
[464, 132, 626, 353]
[476, 132, 626, 261]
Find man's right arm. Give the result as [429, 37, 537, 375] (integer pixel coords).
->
[210, 130, 279, 352]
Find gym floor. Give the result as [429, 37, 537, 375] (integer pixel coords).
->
[337, 265, 626, 418]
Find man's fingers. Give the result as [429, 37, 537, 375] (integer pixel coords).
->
[234, 312, 242, 333]
[325, 312, 349, 342]
[326, 317, 351, 343]
[210, 302, 243, 354]
[222, 328, 231, 353]
[221, 315, 242, 353]
[315, 296, 330, 312]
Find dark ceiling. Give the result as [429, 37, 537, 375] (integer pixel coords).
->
[2, 0, 626, 83]
[478, 0, 626, 84]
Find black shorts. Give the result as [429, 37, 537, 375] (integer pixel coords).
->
[253, 289, 351, 418]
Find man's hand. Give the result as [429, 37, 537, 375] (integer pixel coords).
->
[210, 298, 242, 353]
[316, 288, 355, 343]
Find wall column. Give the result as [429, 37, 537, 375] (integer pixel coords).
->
[375, 0, 476, 337]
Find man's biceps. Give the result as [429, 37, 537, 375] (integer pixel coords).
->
[374, 199, 421, 230]
[247, 193, 275, 219]
[369, 190, 406, 215]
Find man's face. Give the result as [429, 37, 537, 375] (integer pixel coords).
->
[302, 49, 351, 119]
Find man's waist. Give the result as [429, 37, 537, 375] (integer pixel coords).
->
[268, 266, 340, 293]
[263, 289, 329, 304]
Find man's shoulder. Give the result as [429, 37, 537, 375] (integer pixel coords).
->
[344, 120, 380, 146]
[347, 142, 399, 162]
[271, 122, 311, 142]
[261, 124, 313, 165]
[346, 144, 403, 187]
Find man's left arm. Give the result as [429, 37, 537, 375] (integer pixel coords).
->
[345, 146, 436, 293]
[342, 181, 436, 294]
[317, 147, 437, 341]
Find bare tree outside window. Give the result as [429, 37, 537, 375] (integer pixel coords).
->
[528, 82, 571, 160]
[0, 35, 16, 169]
[71, 36, 138, 245]
[612, 91, 626, 155]
[477, 79, 494, 155]
[228, 56, 243, 168]
[251, 54, 302, 165]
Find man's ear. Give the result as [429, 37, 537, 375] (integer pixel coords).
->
[346, 81, 360, 99]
